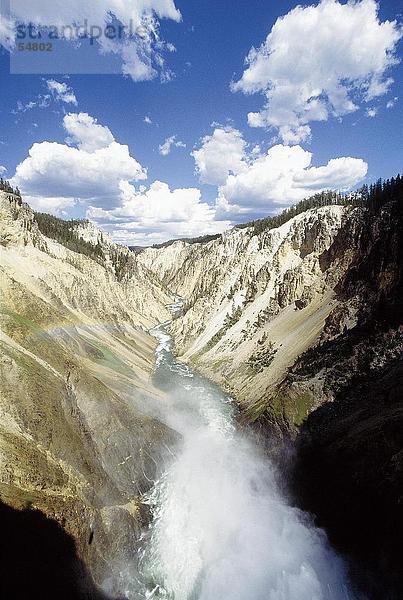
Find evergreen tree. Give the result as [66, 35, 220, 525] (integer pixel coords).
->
[0, 178, 21, 196]
[235, 175, 402, 236]
[34, 213, 105, 262]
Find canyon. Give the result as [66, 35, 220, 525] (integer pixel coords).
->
[1, 183, 402, 598]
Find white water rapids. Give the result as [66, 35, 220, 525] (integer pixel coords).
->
[123, 307, 360, 600]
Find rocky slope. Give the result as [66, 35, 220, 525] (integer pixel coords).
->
[0, 192, 175, 596]
[139, 204, 366, 427]
[291, 196, 403, 599]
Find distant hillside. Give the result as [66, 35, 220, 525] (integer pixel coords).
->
[129, 233, 222, 253]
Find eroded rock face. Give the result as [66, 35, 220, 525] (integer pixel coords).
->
[140, 200, 403, 429]
[277, 200, 403, 419]
[288, 199, 403, 597]
[0, 196, 175, 593]
[139, 205, 365, 425]
[0, 192, 41, 247]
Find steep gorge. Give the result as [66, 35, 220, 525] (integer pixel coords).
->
[1, 183, 402, 598]
[138, 204, 366, 427]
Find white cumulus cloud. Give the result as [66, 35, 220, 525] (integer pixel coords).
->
[63, 112, 115, 152]
[232, 0, 402, 143]
[192, 127, 247, 185]
[88, 180, 230, 246]
[24, 195, 78, 217]
[216, 143, 368, 219]
[365, 107, 378, 118]
[12, 112, 146, 205]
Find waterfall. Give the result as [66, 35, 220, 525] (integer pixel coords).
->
[131, 320, 358, 600]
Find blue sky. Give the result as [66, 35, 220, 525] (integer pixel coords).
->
[0, 0, 402, 245]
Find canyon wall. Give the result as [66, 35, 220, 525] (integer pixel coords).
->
[292, 198, 403, 598]
[139, 204, 366, 428]
[0, 192, 175, 595]
[140, 194, 403, 596]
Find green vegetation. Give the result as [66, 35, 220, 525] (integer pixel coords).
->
[83, 338, 134, 377]
[226, 284, 238, 300]
[109, 248, 132, 281]
[209, 357, 231, 371]
[290, 392, 315, 427]
[243, 389, 314, 427]
[35, 212, 105, 262]
[1, 308, 43, 335]
[23, 494, 34, 510]
[235, 174, 403, 236]
[245, 281, 258, 304]
[248, 340, 277, 373]
[0, 177, 21, 197]
[255, 307, 273, 328]
[224, 306, 242, 328]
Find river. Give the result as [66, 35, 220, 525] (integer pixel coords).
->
[124, 305, 359, 600]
